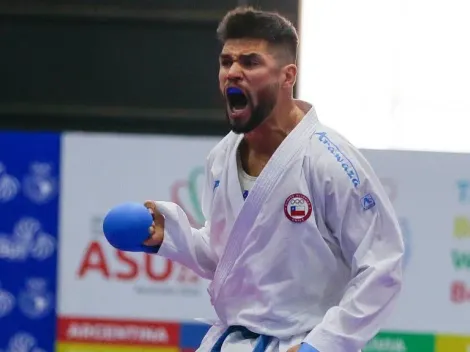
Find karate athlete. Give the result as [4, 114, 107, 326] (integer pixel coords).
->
[139, 7, 404, 352]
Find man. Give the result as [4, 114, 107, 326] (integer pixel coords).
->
[127, 7, 404, 352]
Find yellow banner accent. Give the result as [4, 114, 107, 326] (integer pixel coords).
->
[435, 335, 470, 352]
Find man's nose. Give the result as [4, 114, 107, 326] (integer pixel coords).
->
[227, 62, 243, 81]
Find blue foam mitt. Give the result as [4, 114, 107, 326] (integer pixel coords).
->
[103, 202, 154, 252]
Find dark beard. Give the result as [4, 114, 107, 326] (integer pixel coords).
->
[225, 84, 278, 134]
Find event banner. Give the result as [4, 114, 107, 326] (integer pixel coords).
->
[360, 149, 470, 335]
[0, 132, 61, 352]
[56, 133, 218, 351]
[57, 132, 470, 351]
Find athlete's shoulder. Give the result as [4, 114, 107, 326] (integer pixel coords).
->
[309, 123, 375, 191]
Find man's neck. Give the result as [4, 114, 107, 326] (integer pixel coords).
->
[243, 100, 305, 157]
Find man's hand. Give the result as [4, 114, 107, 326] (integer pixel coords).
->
[288, 344, 319, 352]
[142, 200, 165, 247]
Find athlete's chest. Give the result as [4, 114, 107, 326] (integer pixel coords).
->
[211, 159, 316, 227]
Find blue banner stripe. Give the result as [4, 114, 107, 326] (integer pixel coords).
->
[180, 322, 211, 348]
[0, 131, 61, 352]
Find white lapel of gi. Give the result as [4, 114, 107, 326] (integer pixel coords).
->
[225, 134, 245, 218]
[209, 107, 319, 304]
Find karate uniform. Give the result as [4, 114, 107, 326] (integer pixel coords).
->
[153, 101, 404, 352]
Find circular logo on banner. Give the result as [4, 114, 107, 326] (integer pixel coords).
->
[284, 193, 312, 223]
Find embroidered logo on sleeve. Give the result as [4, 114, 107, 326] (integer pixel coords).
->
[284, 193, 313, 223]
[315, 132, 360, 188]
[361, 194, 376, 210]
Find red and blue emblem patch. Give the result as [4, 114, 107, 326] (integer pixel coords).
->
[284, 193, 312, 223]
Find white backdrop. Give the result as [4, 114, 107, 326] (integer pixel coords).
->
[58, 132, 470, 336]
[298, 0, 470, 153]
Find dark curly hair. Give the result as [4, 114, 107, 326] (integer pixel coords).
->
[216, 6, 299, 64]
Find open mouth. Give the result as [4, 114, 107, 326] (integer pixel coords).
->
[226, 87, 248, 112]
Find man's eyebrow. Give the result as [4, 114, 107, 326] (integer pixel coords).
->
[219, 53, 232, 60]
[219, 52, 264, 60]
[241, 53, 264, 60]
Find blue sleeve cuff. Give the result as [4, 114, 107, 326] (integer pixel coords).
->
[299, 342, 319, 352]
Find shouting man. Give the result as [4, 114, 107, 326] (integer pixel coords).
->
[114, 6, 404, 352]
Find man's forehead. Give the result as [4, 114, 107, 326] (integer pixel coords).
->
[221, 38, 271, 56]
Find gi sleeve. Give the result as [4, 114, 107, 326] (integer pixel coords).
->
[149, 157, 218, 280]
[303, 142, 405, 352]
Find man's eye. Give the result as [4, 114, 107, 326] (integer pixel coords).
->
[240, 58, 259, 68]
[221, 59, 232, 67]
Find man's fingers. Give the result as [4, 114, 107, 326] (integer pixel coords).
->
[144, 201, 164, 223]
[142, 201, 165, 247]
[286, 346, 301, 352]
[144, 200, 157, 213]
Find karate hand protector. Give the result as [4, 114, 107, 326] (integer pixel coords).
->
[103, 202, 157, 253]
[298, 343, 319, 352]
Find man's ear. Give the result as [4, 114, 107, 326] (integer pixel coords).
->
[282, 64, 297, 88]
